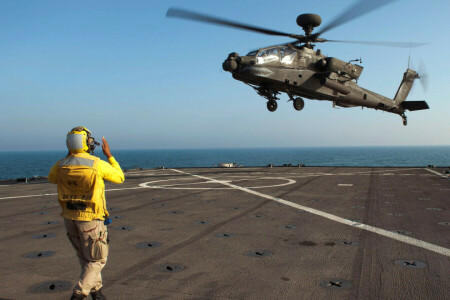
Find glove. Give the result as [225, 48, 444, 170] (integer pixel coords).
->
[104, 217, 112, 226]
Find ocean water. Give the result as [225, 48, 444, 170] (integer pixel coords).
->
[0, 146, 448, 181]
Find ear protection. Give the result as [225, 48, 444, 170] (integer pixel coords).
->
[66, 126, 100, 154]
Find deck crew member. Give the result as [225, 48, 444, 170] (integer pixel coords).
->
[48, 127, 124, 300]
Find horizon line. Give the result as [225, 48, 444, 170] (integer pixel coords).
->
[0, 144, 449, 152]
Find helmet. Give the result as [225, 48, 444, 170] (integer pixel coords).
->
[66, 126, 98, 154]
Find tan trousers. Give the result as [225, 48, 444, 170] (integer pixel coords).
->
[64, 218, 109, 296]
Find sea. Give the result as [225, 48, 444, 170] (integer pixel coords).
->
[0, 146, 448, 181]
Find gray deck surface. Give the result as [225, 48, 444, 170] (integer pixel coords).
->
[0, 167, 449, 299]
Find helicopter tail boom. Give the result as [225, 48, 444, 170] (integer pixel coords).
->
[393, 68, 418, 104]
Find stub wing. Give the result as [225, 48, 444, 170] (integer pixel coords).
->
[401, 101, 429, 111]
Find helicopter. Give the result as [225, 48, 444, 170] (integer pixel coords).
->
[166, 0, 429, 126]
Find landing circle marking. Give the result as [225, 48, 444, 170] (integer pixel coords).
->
[139, 177, 296, 190]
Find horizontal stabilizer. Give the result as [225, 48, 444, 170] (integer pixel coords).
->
[401, 101, 429, 111]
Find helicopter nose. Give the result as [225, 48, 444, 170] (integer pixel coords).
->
[222, 59, 238, 72]
[223, 52, 240, 72]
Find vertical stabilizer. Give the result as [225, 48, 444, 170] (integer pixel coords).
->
[394, 68, 418, 104]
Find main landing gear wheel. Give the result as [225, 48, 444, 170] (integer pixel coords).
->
[293, 97, 305, 111]
[402, 114, 407, 126]
[267, 100, 277, 112]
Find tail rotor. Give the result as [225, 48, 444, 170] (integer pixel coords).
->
[410, 59, 429, 93]
[417, 59, 429, 93]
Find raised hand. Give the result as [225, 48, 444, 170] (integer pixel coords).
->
[102, 137, 113, 158]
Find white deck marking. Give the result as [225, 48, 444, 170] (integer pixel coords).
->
[0, 186, 146, 200]
[0, 175, 294, 200]
[424, 168, 444, 176]
[338, 184, 353, 187]
[139, 177, 296, 190]
[125, 171, 158, 175]
[0, 193, 57, 200]
[172, 169, 450, 258]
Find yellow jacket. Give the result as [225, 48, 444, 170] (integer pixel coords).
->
[48, 152, 124, 221]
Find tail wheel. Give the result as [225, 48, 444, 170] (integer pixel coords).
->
[293, 97, 305, 111]
[267, 101, 277, 112]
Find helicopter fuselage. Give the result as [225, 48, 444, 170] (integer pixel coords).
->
[223, 46, 406, 116]
[168, 6, 429, 125]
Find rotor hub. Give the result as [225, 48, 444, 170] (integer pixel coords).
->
[296, 14, 322, 36]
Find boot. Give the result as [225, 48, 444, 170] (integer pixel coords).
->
[91, 288, 107, 300]
[70, 292, 87, 300]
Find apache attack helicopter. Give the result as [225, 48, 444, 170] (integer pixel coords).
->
[167, 0, 429, 126]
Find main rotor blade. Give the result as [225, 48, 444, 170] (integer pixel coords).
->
[315, 0, 399, 37]
[260, 39, 306, 50]
[324, 39, 427, 48]
[167, 8, 296, 38]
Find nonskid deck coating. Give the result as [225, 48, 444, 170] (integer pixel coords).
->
[0, 167, 449, 299]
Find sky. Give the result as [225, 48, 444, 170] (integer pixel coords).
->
[0, 0, 449, 151]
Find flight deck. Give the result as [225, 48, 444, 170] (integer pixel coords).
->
[0, 167, 449, 299]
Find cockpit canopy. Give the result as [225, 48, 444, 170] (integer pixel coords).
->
[247, 46, 297, 66]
